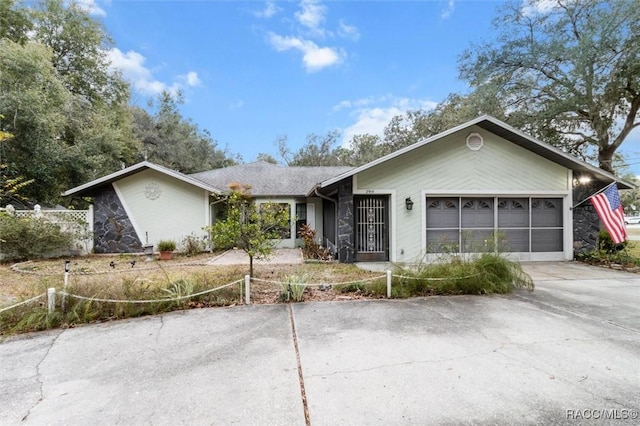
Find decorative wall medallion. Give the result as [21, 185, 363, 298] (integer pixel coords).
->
[145, 183, 162, 200]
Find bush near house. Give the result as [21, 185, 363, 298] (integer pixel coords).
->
[0, 213, 75, 261]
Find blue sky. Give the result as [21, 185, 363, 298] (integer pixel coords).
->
[80, 0, 640, 173]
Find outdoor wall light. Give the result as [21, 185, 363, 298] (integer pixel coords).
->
[405, 197, 414, 211]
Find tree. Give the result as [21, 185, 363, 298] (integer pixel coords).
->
[31, 0, 128, 105]
[256, 153, 279, 164]
[132, 92, 237, 173]
[205, 184, 290, 276]
[336, 134, 386, 166]
[458, 0, 640, 172]
[0, 0, 32, 44]
[278, 131, 345, 166]
[0, 0, 139, 204]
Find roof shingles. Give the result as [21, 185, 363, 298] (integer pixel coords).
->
[189, 162, 353, 197]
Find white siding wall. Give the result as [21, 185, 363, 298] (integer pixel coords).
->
[115, 169, 210, 248]
[354, 126, 571, 263]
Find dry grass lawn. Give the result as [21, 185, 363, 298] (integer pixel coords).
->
[0, 252, 386, 309]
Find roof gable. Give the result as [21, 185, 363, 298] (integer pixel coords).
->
[62, 161, 222, 197]
[316, 115, 632, 190]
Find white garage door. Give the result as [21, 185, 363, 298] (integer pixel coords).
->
[426, 197, 563, 254]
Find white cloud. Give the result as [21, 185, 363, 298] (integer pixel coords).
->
[107, 48, 200, 96]
[338, 97, 438, 145]
[267, 33, 343, 72]
[520, 0, 562, 17]
[295, 0, 327, 36]
[253, 0, 279, 19]
[179, 71, 201, 87]
[338, 20, 360, 41]
[441, 0, 455, 19]
[74, 0, 106, 17]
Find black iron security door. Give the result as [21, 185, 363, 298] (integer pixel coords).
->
[355, 196, 389, 262]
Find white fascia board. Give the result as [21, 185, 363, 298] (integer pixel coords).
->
[62, 161, 222, 197]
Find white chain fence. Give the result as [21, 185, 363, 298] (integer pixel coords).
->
[1, 269, 483, 317]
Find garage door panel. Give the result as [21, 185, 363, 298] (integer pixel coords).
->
[461, 230, 493, 252]
[498, 198, 529, 227]
[500, 229, 529, 252]
[532, 198, 562, 227]
[425, 196, 564, 255]
[532, 229, 563, 252]
[426, 230, 459, 253]
[462, 198, 494, 228]
[426, 198, 459, 228]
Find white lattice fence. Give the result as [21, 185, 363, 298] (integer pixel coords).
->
[2, 206, 94, 255]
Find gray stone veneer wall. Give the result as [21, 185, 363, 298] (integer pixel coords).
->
[337, 178, 355, 263]
[572, 182, 602, 256]
[93, 186, 143, 253]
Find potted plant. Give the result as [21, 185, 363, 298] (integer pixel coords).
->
[157, 240, 176, 260]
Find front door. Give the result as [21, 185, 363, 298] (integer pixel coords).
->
[355, 196, 389, 262]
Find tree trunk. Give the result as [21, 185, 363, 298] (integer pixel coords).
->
[249, 255, 254, 278]
[598, 146, 615, 174]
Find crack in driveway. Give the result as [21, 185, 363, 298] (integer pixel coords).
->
[21, 329, 65, 422]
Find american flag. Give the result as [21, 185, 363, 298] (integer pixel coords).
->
[590, 183, 627, 244]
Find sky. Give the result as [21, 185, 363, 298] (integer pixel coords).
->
[77, 0, 640, 173]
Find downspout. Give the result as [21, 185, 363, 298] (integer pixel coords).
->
[314, 187, 338, 256]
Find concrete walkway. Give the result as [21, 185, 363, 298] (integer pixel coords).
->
[1, 262, 639, 425]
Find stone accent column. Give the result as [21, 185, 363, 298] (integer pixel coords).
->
[573, 182, 602, 255]
[93, 186, 143, 253]
[337, 178, 355, 263]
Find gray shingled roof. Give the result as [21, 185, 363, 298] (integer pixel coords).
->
[189, 162, 353, 197]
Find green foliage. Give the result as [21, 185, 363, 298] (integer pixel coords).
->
[131, 93, 237, 173]
[280, 274, 307, 302]
[0, 213, 75, 260]
[597, 230, 628, 254]
[392, 253, 534, 297]
[157, 240, 176, 252]
[0, 0, 139, 205]
[457, 0, 640, 172]
[205, 185, 290, 276]
[575, 232, 638, 268]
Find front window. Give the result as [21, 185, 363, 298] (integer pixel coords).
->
[295, 203, 307, 237]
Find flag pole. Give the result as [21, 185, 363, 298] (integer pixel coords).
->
[571, 181, 617, 210]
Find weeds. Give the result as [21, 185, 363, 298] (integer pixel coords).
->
[280, 274, 307, 302]
[392, 253, 534, 297]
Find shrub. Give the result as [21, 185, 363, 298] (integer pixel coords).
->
[157, 240, 176, 252]
[0, 213, 75, 261]
[281, 274, 307, 302]
[179, 233, 207, 256]
[597, 230, 627, 254]
[299, 223, 331, 261]
[392, 253, 534, 297]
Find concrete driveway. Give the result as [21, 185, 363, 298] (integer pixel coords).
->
[1, 262, 639, 425]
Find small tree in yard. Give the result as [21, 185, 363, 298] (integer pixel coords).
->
[206, 184, 290, 276]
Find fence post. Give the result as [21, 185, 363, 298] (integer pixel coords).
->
[386, 270, 392, 298]
[244, 275, 251, 305]
[47, 288, 56, 313]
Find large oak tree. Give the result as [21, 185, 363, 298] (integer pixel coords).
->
[458, 0, 640, 172]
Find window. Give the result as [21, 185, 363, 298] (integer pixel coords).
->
[260, 203, 291, 239]
[295, 203, 307, 237]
